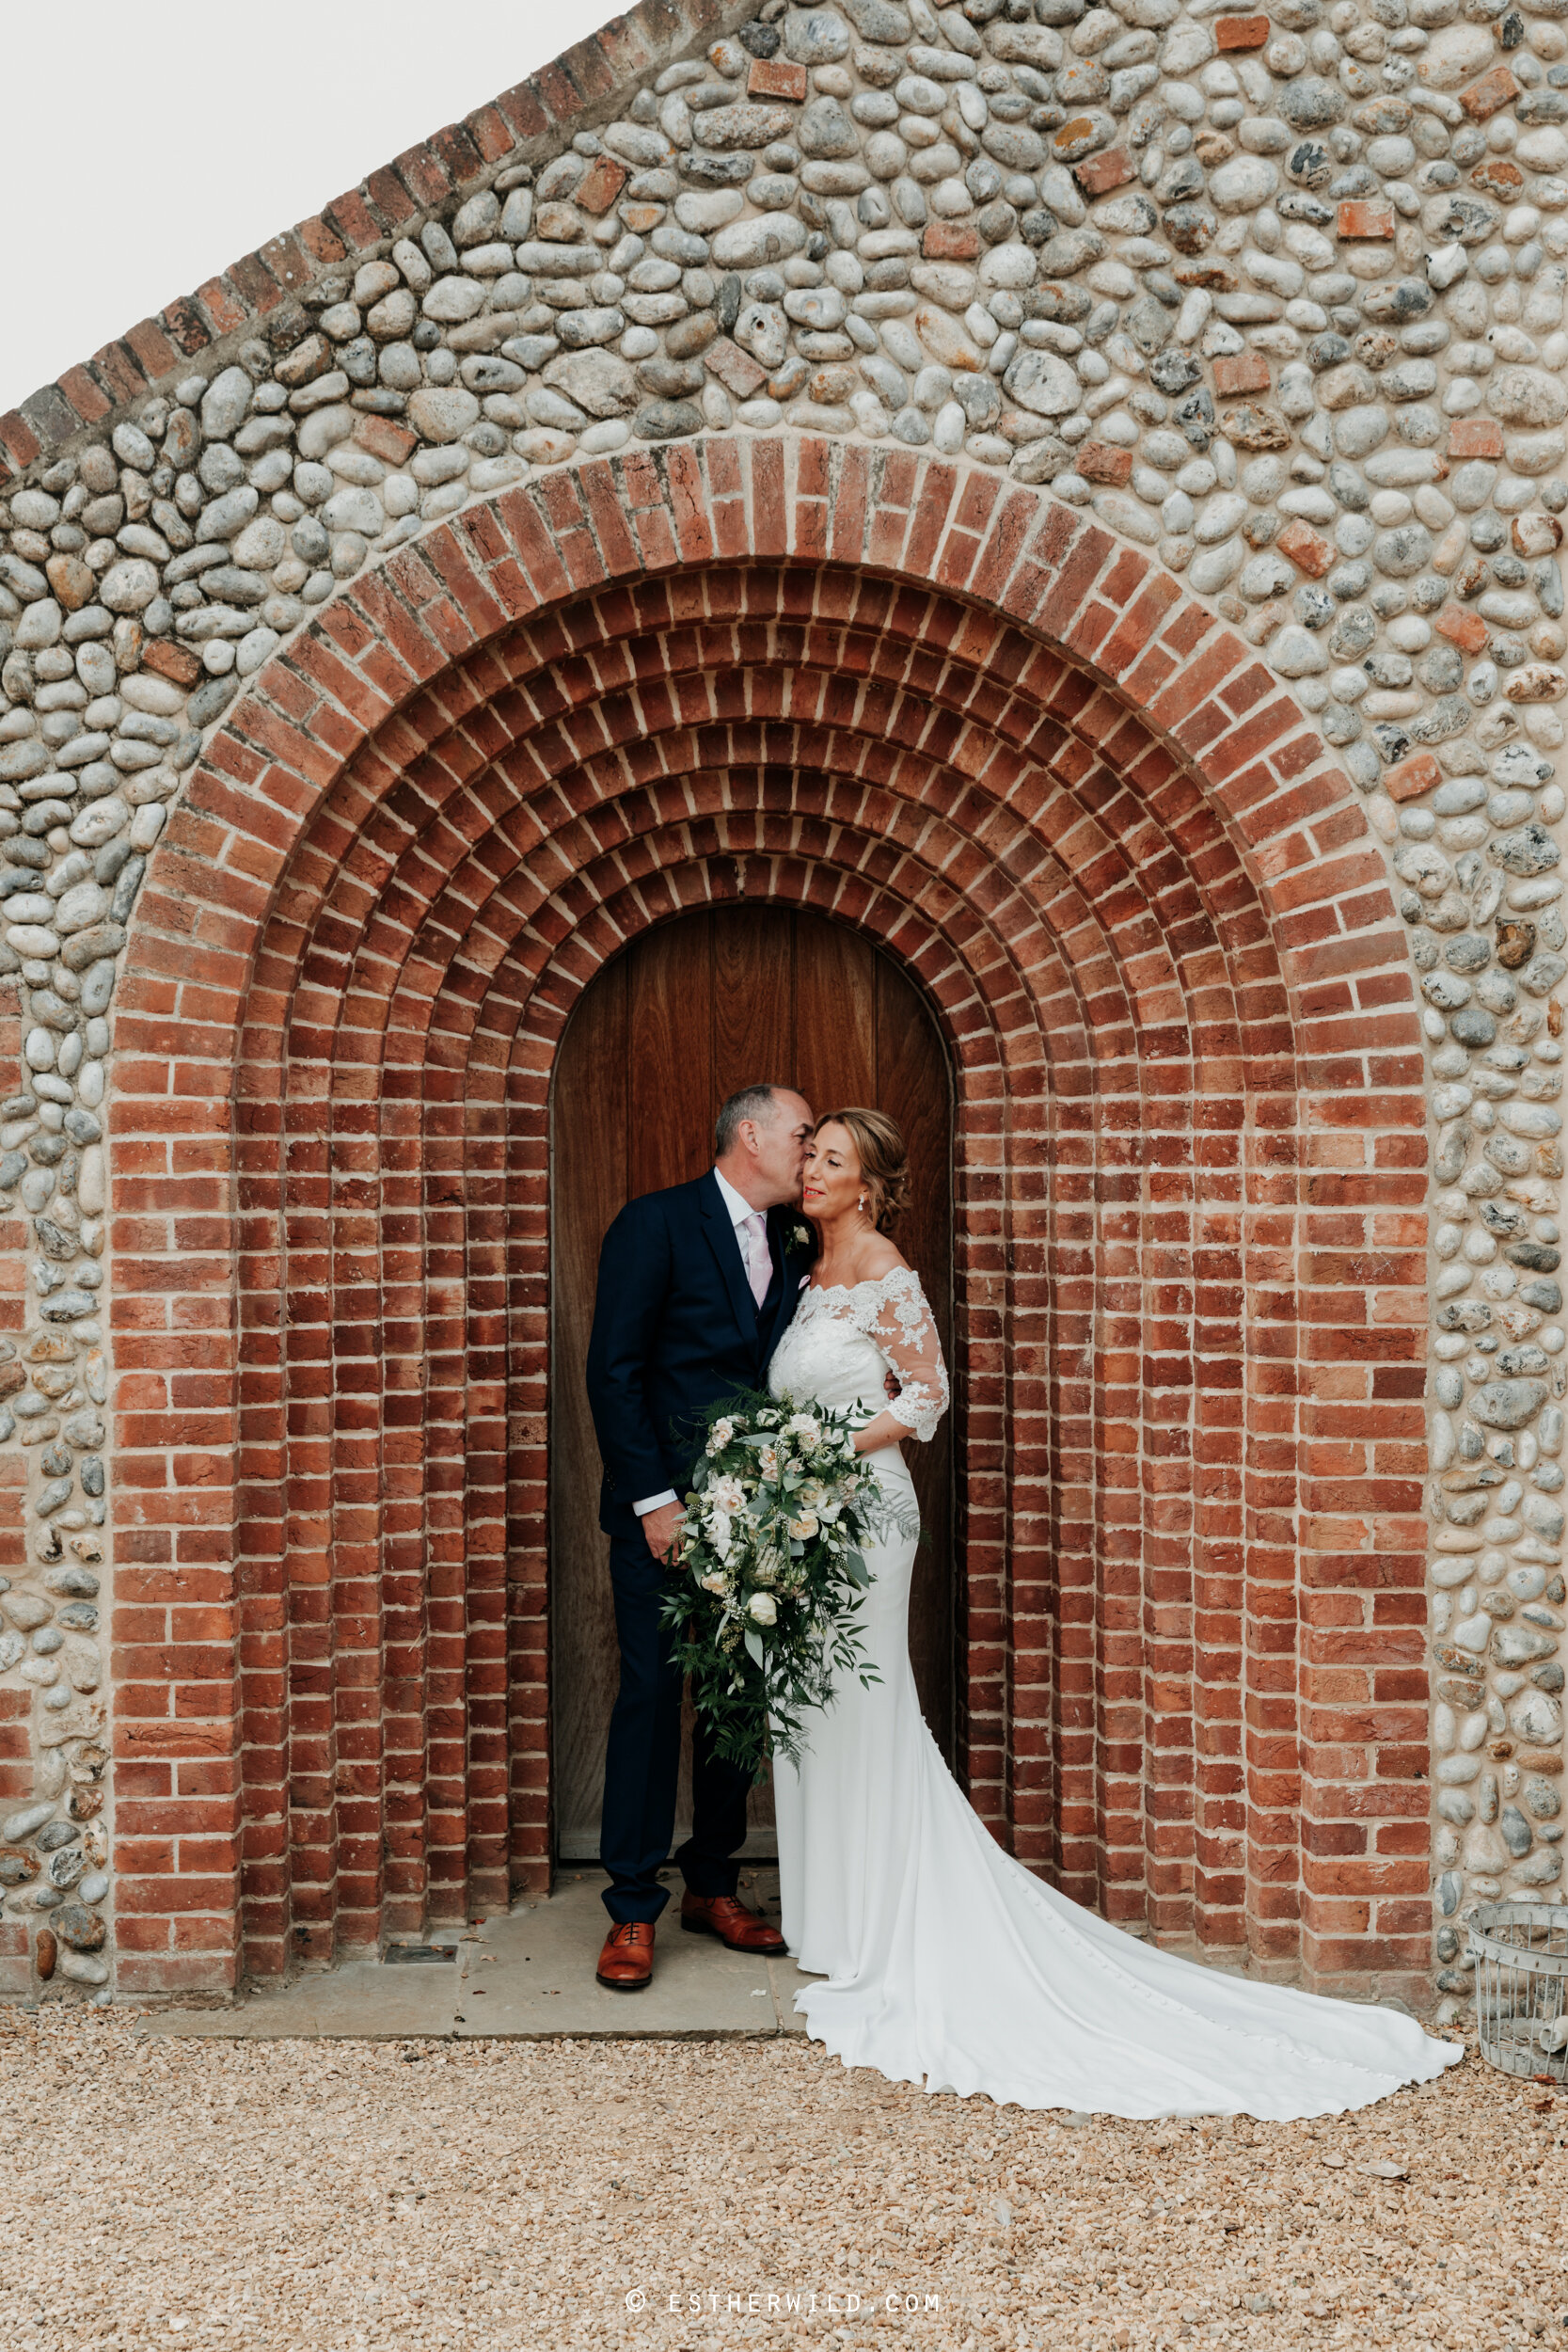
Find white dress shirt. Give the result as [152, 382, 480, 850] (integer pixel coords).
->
[632, 1168, 771, 1518]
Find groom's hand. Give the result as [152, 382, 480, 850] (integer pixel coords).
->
[641, 1501, 686, 1562]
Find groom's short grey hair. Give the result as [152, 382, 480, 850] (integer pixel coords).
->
[715, 1084, 784, 1156]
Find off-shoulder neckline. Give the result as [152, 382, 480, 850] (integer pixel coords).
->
[798, 1264, 921, 1301]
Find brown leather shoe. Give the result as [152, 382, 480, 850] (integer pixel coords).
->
[596, 1920, 655, 1991]
[680, 1891, 787, 1955]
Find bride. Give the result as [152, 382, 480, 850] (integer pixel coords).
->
[766, 1107, 1463, 2120]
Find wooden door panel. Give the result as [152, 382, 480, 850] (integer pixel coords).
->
[549, 905, 955, 1863]
[629, 916, 712, 1194]
[792, 922, 878, 1118]
[712, 906, 794, 1099]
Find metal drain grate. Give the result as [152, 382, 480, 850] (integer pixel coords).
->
[384, 1944, 458, 1964]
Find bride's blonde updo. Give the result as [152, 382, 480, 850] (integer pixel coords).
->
[816, 1108, 910, 1234]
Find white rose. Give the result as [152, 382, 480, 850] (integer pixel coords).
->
[708, 1472, 747, 1513]
[757, 1446, 778, 1476]
[706, 1418, 735, 1454]
[787, 1513, 819, 1540]
[747, 1592, 777, 1627]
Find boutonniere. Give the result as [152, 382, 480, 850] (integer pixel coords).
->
[789, 1221, 814, 1253]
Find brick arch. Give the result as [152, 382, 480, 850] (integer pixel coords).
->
[112, 437, 1430, 2002]
[230, 643, 1263, 1967]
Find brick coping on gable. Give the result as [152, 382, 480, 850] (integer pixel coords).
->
[0, 0, 757, 489]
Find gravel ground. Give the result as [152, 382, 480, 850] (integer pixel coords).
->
[0, 2007, 1562, 2350]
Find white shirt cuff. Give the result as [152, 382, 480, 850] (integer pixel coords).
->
[633, 1490, 678, 1517]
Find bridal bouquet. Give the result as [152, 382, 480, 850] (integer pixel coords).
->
[660, 1391, 894, 1780]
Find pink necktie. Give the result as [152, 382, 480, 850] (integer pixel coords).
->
[741, 1211, 770, 1308]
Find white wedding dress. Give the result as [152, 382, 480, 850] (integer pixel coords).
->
[767, 1265, 1462, 2119]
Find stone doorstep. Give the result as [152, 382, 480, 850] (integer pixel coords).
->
[138, 1867, 812, 2044]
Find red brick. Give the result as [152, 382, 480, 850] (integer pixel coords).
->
[1212, 351, 1272, 398]
[1383, 750, 1442, 803]
[574, 152, 628, 216]
[57, 364, 113, 428]
[1461, 63, 1520, 119]
[705, 338, 768, 400]
[1449, 418, 1504, 459]
[748, 56, 808, 101]
[923, 220, 980, 262]
[1276, 518, 1335, 578]
[322, 187, 382, 255]
[353, 414, 418, 467]
[1214, 13, 1270, 45]
[0, 411, 41, 473]
[1337, 200, 1395, 239]
[1072, 147, 1134, 198]
[1436, 603, 1489, 655]
[1077, 440, 1134, 485]
[142, 641, 203, 688]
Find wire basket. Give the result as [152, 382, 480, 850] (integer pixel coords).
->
[1468, 1901, 1568, 2082]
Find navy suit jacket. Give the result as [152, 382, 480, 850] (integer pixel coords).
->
[585, 1172, 811, 1535]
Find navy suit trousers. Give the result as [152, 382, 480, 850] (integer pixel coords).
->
[599, 1524, 751, 1923]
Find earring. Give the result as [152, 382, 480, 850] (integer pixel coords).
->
[858, 1191, 869, 1216]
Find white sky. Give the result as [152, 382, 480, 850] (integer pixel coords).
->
[1, 0, 624, 418]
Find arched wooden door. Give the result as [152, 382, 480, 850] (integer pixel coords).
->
[549, 905, 955, 1862]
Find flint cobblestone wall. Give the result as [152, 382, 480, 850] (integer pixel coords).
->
[0, 0, 1565, 2012]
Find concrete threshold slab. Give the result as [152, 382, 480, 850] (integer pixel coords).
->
[148, 1952, 465, 2040]
[142, 1867, 815, 2043]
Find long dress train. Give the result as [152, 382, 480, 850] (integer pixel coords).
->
[767, 1266, 1462, 2120]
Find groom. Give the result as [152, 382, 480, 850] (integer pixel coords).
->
[584, 1082, 816, 1991]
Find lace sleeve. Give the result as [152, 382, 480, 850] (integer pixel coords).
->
[865, 1266, 950, 1442]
